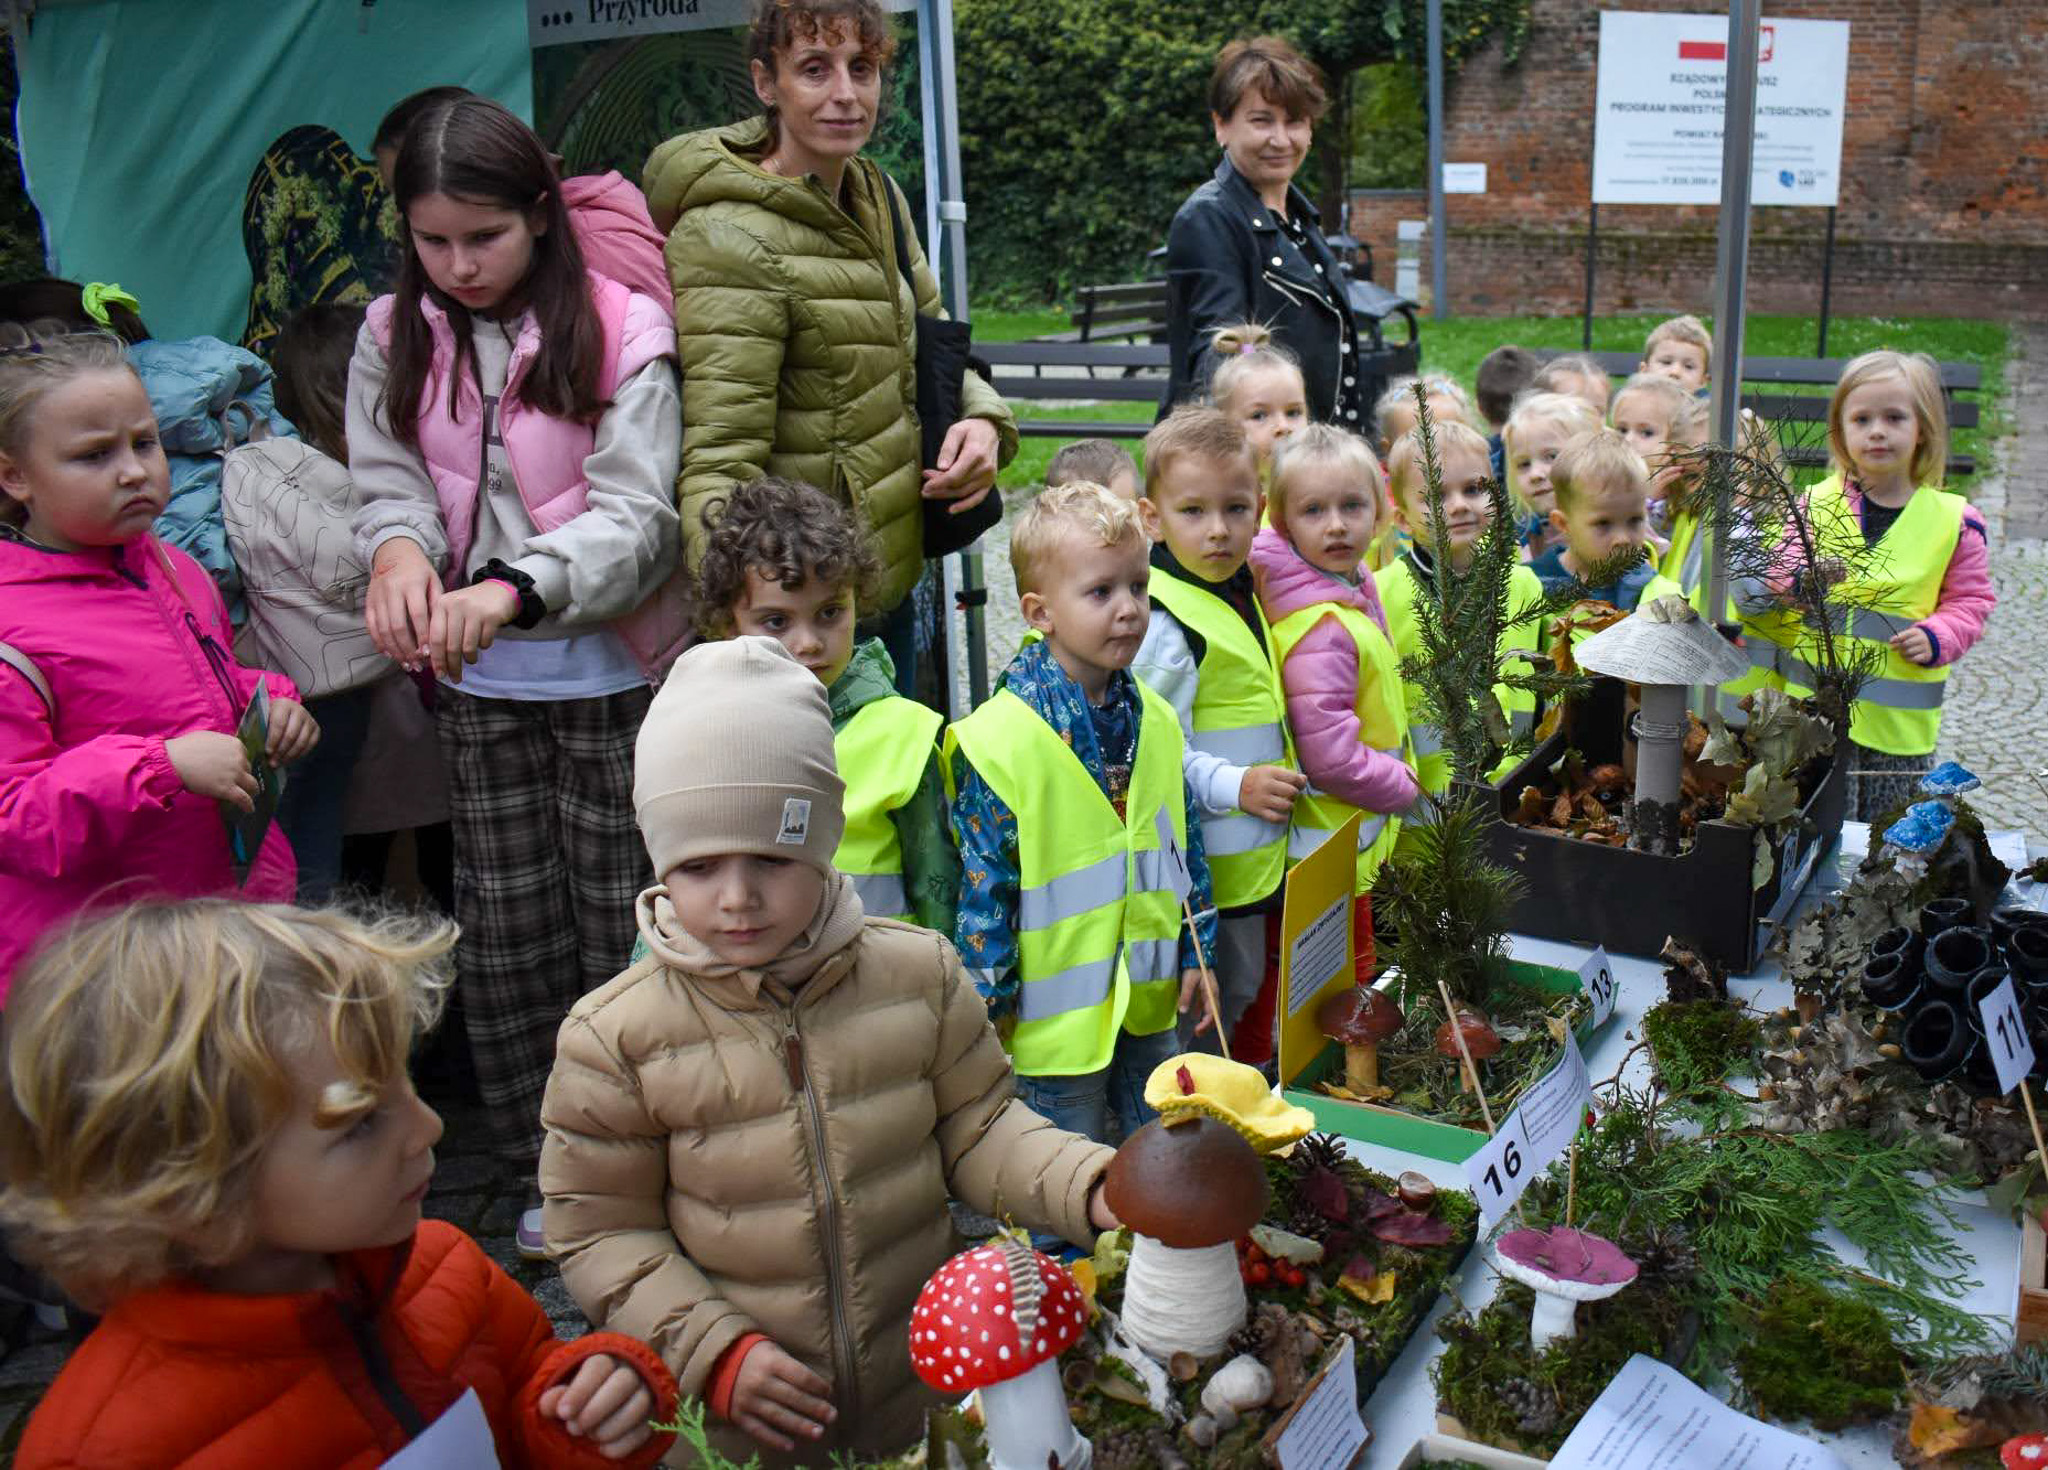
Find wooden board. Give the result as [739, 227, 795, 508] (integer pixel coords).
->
[2020, 1209, 2047, 1347]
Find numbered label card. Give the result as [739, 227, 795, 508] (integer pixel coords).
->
[1977, 973, 2037, 1097]
[1463, 1035, 1592, 1228]
[1579, 946, 1617, 1031]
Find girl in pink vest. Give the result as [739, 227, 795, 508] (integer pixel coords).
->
[0, 329, 318, 994]
[346, 97, 686, 1258]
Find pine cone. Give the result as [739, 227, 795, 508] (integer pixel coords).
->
[1293, 1131, 1348, 1177]
[1500, 1376, 1558, 1436]
[1288, 1198, 1336, 1246]
[1228, 1311, 1279, 1359]
[1634, 1227, 1698, 1289]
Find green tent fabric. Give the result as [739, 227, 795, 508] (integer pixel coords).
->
[13, 0, 531, 344]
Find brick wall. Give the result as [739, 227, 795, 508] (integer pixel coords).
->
[1347, 0, 2048, 319]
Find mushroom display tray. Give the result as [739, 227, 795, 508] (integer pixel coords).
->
[2023, 1211, 2048, 1348]
[1394, 1430, 1551, 1468]
[1480, 678, 1846, 973]
[1281, 960, 1608, 1164]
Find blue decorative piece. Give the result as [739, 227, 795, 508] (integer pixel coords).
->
[1918, 761, 1981, 797]
[1883, 801, 1956, 855]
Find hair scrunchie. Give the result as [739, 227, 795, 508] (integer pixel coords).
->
[80, 282, 140, 328]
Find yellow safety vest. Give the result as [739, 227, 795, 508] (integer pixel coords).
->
[1779, 476, 1962, 757]
[834, 696, 945, 922]
[1144, 567, 1294, 909]
[1659, 509, 1795, 726]
[943, 682, 1187, 1075]
[1267, 600, 1413, 895]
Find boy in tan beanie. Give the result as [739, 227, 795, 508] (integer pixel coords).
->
[538, 637, 1118, 1466]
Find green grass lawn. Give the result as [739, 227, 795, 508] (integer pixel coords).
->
[974, 310, 2011, 494]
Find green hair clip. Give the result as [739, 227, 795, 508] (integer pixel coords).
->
[80, 282, 140, 328]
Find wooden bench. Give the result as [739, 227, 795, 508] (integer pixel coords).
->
[979, 340, 1169, 440]
[1033, 280, 1171, 347]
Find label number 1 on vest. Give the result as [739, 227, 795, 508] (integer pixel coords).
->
[1977, 973, 2036, 1096]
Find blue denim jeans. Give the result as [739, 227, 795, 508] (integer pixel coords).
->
[1014, 1025, 1181, 1253]
[275, 685, 375, 904]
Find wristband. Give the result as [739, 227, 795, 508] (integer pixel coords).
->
[471, 559, 546, 630]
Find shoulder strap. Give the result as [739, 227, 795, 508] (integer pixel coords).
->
[881, 178, 916, 293]
[0, 640, 54, 720]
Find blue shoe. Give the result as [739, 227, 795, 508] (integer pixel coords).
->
[517, 1208, 548, 1261]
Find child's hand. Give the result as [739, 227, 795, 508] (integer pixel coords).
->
[366, 538, 440, 671]
[1890, 626, 1935, 665]
[1088, 1179, 1122, 1231]
[539, 1352, 658, 1458]
[265, 698, 321, 765]
[1239, 764, 1308, 822]
[427, 581, 520, 684]
[1178, 967, 1213, 1033]
[728, 1342, 836, 1452]
[165, 730, 257, 810]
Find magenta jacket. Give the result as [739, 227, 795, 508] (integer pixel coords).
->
[1250, 528, 1421, 815]
[562, 171, 675, 315]
[0, 530, 297, 995]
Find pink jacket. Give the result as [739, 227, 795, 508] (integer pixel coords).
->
[562, 172, 675, 315]
[1249, 528, 1421, 815]
[0, 532, 297, 995]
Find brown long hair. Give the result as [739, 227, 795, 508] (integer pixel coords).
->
[381, 97, 603, 447]
[271, 304, 364, 462]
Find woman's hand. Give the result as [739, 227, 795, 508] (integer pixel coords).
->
[427, 581, 520, 684]
[165, 731, 257, 810]
[538, 1352, 657, 1459]
[728, 1342, 836, 1452]
[265, 698, 321, 765]
[366, 538, 440, 670]
[921, 417, 1001, 515]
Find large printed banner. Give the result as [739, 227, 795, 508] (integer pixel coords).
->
[528, 0, 912, 48]
[1592, 11, 1849, 208]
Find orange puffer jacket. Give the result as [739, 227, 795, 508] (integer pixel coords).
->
[15, 1220, 677, 1469]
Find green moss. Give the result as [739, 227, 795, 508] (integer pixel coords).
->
[1734, 1279, 1906, 1430]
[1642, 999, 1761, 1096]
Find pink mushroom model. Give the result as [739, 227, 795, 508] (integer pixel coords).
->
[909, 1236, 1092, 1470]
[1494, 1227, 1639, 1352]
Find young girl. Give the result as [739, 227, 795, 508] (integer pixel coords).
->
[1250, 424, 1420, 986]
[1207, 321, 1309, 477]
[2, 900, 677, 1468]
[1609, 370, 1700, 558]
[1504, 389, 1599, 561]
[696, 475, 958, 934]
[0, 328, 317, 991]
[1531, 353, 1612, 420]
[347, 95, 687, 1255]
[1766, 350, 1993, 819]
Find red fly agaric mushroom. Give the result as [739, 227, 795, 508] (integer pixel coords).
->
[1318, 987, 1404, 1094]
[1103, 1114, 1268, 1361]
[2003, 1435, 2048, 1470]
[1435, 1009, 1501, 1093]
[909, 1235, 1090, 1470]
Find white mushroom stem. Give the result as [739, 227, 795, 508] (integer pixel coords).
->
[1121, 1234, 1246, 1361]
[1526, 1287, 1584, 1353]
[975, 1358, 1091, 1470]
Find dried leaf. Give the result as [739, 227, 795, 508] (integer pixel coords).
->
[1726, 761, 1799, 829]
[1515, 785, 1551, 826]
[1753, 829, 1775, 889]
[1301, 1165, 1349, 1223]
[1371, 1210, 1455, 1247]
[1907, 1403, 1977, 1455]
[1069, 1257, 1099, 1317]
[1340, 1268, 1399, 1304]
[1699, 709, 1746, 769]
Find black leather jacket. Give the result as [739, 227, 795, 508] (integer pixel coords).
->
[1161, 157, 1367, 428]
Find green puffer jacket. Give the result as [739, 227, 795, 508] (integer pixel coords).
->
[645, 117, 1017, 613]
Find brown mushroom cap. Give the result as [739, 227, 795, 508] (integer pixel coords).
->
[1318, 986, 1405, 1046]
[1434, 1009, 1502, 1062]
[1102, 1115, 1269, 1248]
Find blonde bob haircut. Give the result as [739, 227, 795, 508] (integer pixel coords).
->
[1010, 479, 1146, 596]
[0, 901, 453, 1307]
[1384, 417, 1493, 512]
[1610, 371, 1705, 436]
[1828, 349, 1949, 490]
[1502, 391, 1600, 454]
[1550, 428, 1649, 515]
[1143, 405, 1254, 500]
[1371, 372, 1471, 448]
[1269, 422, 1386, 523]
[1644, 313, 1713, 360]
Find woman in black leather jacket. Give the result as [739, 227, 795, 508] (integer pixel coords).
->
[1162, 36, 1369, 430]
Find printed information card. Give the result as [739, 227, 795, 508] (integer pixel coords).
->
[1551, 1356, 1849, 1470]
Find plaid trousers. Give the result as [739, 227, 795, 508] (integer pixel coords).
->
[438, 684, 653, 1172]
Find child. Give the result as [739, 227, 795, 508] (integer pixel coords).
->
[1528, 429, 1684, 613]
[1764, 350, 1993, 819]
[347, 96, 687, 1255]
[1610, 369, 1702, 558]
[0, 328, 318, 991]
[1047, 437, 1140, 500]
[1532, 353, 1612, 420]
[1251, 426, 1421, 982]
[1642, 313, 1712, 396]
[541, 637, 1118, 1465]
[949, 482, 1217, 1142]
[1131, 408, 1305, 1056]
[1372, 372, 1473, 459]
[1476, 344, 1541, 483]
[1378, 419, 1547, 805]
[1504, 390, 1600, 562]
[697, 475, 958, 934]
[1206, 322, 1308, 476]
[3, 900, 677, 1468]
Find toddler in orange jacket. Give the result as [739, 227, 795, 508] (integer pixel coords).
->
[0, 900, 677, 1469]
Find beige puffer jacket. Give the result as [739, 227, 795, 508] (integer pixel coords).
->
[539, 915, 1113, 1467]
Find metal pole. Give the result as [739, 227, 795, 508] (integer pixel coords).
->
[1702, 0, 1760, 675]
[1581, 202, 1598, 350]
[1426, 0, 1448, 320]
[1816, 205, 1837, 358]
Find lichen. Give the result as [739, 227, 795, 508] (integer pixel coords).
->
[1734, 1278, 1906, 1430]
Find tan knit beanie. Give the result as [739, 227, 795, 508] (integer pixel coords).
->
[634, 636, 846, 877]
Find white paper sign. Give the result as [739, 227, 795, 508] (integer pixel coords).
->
[386, 1389, 502, 1469]
[1978, 973, 2037, 1097]
[1274, 1333, 1369, 1470]
[1552, 1355, 1849, 1470]
[1465, 1034, 1592, 1226]
[529, 0, 913, 48]
[1442, 162, 1488, 194]
[1285, 897, 1350, 1020]
[1592, 11, 1850, 207]
[1580, 946, 1618, 1031]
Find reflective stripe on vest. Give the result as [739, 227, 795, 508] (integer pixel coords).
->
[943, 683, 1186, 1074]
[1144, 568, 1294, 908]
[1267, 600, 1411, 894]
[1409, 724, 1446, 758]
[833, 695, 944, 923]
[1780, 476, 1961, 756]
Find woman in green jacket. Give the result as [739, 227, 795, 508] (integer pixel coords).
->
[645, 0, 1016, 689]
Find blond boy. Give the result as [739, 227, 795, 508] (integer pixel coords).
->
[1529, 429, 1684, 612]
[1642, 314, 1712, 396]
